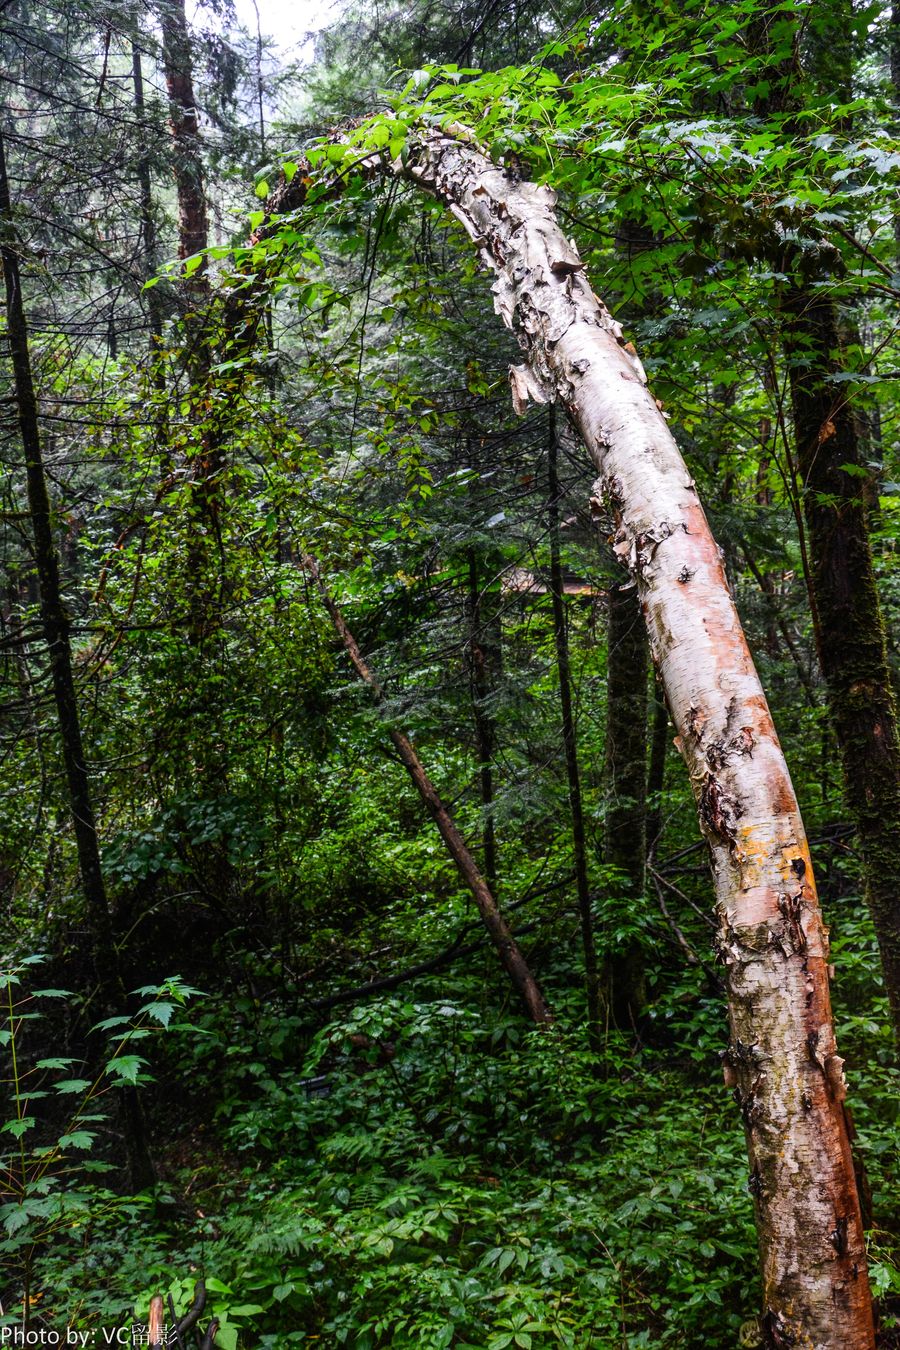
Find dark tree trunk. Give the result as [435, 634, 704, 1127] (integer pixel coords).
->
[604, 579, 649, 1027]
[0, 130, 114, 967]
[746, 0, 900, 1048]
[547, 412, 603, 1048]
[893, 1, 900, 252]
[0, 127, 154, 1193]
[645, 687, 669, 865]
[306, 557, 553, 1026]
[131, 42, 171, 475]
[605, 209, 657, 1017]
[466, 547, 499, 891]
[131, 43, 164, 344]
[782, 283, 900, 1045]
[886, 0, 900, 258]
[158, 0, 209, 281]
[157, 0, 224, 648]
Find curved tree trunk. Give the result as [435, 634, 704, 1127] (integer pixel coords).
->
[242, 124, 874, 1340]
[380, 129, 873, 1347]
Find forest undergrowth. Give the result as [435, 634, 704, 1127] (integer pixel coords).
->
[8, 893, 898, 1349]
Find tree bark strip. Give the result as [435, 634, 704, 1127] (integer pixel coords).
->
[374, 126, 873, 1348]
[131, 42, 171, 474]
[157, 0, 227, 651]
[304, 556, 553, 1027]
[887, 0, 900, 259]
[131, 42, 165, 347]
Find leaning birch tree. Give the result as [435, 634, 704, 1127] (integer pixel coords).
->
[255, 125, 875, 1348]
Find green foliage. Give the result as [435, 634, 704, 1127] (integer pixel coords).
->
[2, 0, 900, 1345]
[1, 964, 202, 1283]
[30, 989, 763, 1347]
[22, 900, 900, 1345]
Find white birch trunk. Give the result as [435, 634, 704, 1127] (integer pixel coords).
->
[394, 130, 874, 1349]
[261, 125, 876, 1347]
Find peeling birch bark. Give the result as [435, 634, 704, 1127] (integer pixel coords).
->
[383, 128, 874, 1350]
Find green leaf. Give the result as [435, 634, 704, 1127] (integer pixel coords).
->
[105, 1056, 146, 1084]
[2, 1117, 34, 1138]
[214, 1323, 237, 1350]
[837, 462, 869, 477]
[57, 1131, 95, 1150]
[255, 179, 270, 199]
[52, 1079, 92, 1095]
[3, 1205, 31, 1236]
[91, 1015, 131, 1032]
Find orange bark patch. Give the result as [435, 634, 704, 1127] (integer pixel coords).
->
[733, 824, 782, 924]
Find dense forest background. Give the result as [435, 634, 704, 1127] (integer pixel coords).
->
[2, 0, 900, 1345]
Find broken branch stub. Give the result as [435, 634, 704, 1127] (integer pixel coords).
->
[391, 130, 872, 1346]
